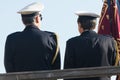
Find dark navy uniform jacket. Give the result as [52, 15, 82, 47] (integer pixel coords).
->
[64, 30, 116, 80]
[4, 25, 61, 72]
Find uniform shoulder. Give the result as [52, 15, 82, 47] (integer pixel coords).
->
[44, 31, 56, 36]
[98, 34, 115, 42]
[7, 32, 22, 39]
[67, 36, 79, 43]
[98, 34, 114, 39]
[44, 31, 58, 41]
[44, 31, 58, 38]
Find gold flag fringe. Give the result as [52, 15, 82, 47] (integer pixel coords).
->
[115, 39, 120, 66]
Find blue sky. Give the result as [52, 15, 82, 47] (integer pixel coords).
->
[0, 0, 110, 75]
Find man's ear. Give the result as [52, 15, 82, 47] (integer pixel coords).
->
[78, 23, 81, 27]
[35, 15, 39, 23]
[78, 23, 84, 33]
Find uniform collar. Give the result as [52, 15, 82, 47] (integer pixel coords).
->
[80, 30, 97, 36]
[24, 24, 40, 31]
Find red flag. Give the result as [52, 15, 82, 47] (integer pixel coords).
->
[98, 0, 120, 66]
[98, 0, 120, 38]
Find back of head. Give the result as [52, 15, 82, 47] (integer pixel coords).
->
[75, 11, 99, 30]
[77, 16, 97, 30]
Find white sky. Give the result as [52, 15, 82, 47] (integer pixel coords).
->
[0, 0, 116, 80]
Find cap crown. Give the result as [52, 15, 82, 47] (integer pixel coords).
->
[75, 11, 100, 18]
[18, 2, 44, 15]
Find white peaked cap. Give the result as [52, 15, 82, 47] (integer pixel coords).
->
[17, 2, 44, 15]
[75, 11, 100, 18]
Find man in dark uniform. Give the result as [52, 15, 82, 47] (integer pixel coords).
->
[64, 11, 116, 80]
[4, 2, 61, 72]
